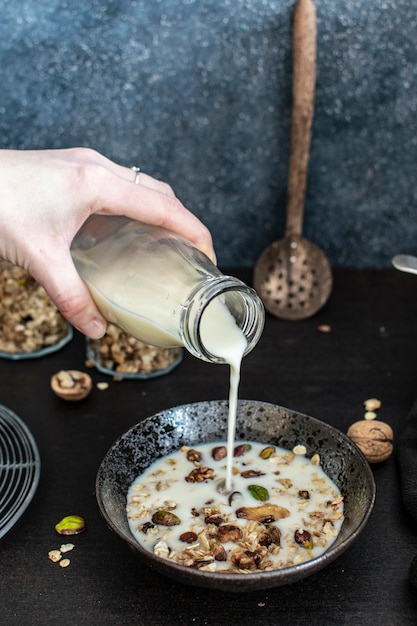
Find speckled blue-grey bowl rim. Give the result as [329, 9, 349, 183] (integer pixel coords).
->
[95, 399, 376, 592]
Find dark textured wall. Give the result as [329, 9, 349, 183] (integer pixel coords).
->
[1, 0, 416, 268]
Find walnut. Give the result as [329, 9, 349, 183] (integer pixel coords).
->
[258, 525, 281, 548]
[347, 420, 393, 463]
[231, 547, 268, 570]
[204, 514, 224, 526]
[185, 466, 214, 483]
[217, 524, 243, 543]
[211, 542, 227, 561]
[186, 449, 202, 463]
[50, 370, 92, 401]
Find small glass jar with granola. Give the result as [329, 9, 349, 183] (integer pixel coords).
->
[86, 323, 182, 380]
[0, 261, 72, 359]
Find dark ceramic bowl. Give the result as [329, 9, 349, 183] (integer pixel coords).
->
[96, 399, 376, 592]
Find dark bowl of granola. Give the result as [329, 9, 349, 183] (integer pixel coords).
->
[96, 399, 376, 592]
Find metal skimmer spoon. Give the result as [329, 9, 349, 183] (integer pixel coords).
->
[253, 0, 332, 320]
[392, 254, 417, 276]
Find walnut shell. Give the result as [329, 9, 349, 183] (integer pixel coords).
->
[347, 419, 393, 463]
[51, 370, 92, 401]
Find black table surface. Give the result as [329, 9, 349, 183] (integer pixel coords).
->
[1, 268, 417, 626]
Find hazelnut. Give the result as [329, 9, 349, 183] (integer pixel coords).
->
[347, 420, 393, 463]
[51, 370, 92, 401]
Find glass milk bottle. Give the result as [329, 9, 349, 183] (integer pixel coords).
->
[70, 215, 264, 364]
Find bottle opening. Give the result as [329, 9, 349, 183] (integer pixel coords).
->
[180, 277, 265, 364]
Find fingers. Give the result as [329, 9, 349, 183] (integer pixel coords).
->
[56, 148, 216, 262]
[80, 161, 217, 264]
[60, 148, 177, 198]
[28, 249, 108, 339]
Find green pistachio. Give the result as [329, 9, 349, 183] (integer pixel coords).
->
[259, 446, 275, 459]
[248, 484, 269, 502]
[294, 528, 313, 549]
[233, 443, 252, 457]
[55, 515, 86, 535]
[151, 510, 181, 527]
[216, 479, 228, 494]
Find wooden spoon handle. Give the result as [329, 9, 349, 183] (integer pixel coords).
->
[285, 0, 316, 237]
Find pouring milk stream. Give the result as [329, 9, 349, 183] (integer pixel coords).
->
[198, 298, 248, 490]
[71, 216, 264, 490]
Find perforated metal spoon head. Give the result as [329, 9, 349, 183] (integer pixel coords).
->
[254, 235, 332, 320]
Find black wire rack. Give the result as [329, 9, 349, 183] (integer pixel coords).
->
[0, 404, 41, 538]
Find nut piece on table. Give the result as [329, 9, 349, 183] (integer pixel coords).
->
[55, 515, 86, 535]
[347, 419, 394, 463]
[51, 370, 92, 401]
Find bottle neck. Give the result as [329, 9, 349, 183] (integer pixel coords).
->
[180, 276, 265, 364]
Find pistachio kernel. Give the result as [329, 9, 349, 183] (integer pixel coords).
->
[294, 528, 313, 549]
[233, 443, 252, 457]
[248, 484, 269, 502]
[151, 510, 181, 526]
[55, 515, 86, 535]
[212, 445, 227, 461]
[259, 446, 275, 459]
[216, 479, 228, 494]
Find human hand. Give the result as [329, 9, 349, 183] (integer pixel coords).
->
[0, 148, 215, 338]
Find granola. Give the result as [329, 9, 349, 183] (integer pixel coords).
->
[86, 322, 181, 377]
[127, 441, 344, 573]
[0, 261, 69, 354]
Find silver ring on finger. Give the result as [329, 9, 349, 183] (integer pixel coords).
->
[131, 166, 141, 184]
